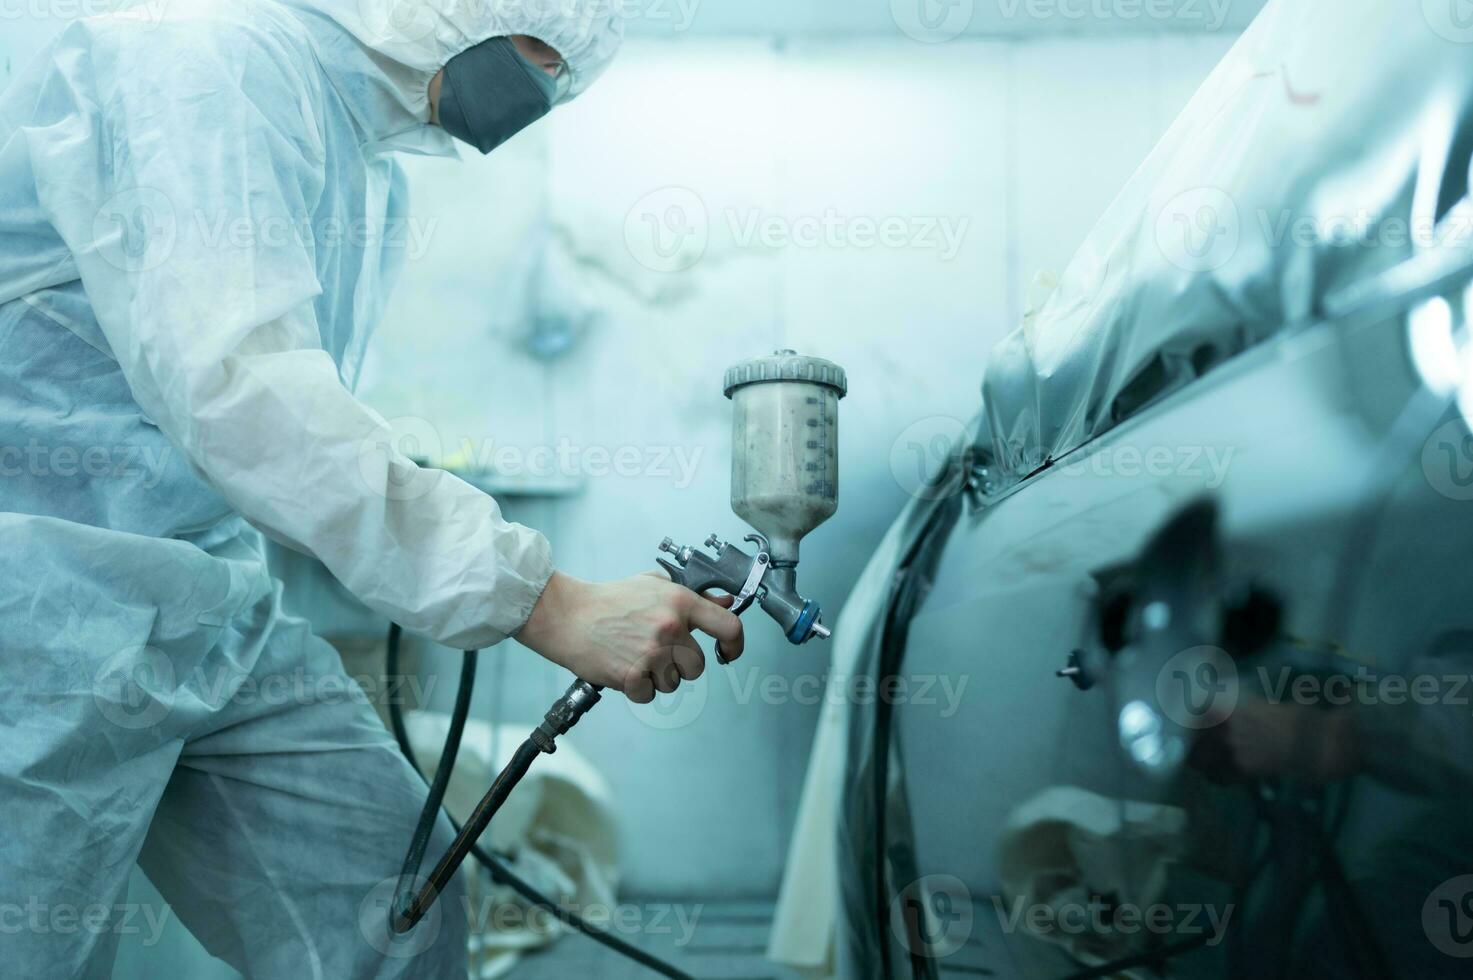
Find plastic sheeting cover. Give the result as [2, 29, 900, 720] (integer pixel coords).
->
[982, 0, 1473, 485]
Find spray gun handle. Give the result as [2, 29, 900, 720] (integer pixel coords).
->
[657, 534, 769, 664]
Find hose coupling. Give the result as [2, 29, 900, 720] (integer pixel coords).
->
[532, 680, 603, 754]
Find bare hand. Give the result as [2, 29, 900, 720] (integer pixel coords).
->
[517, 571, 744, 703]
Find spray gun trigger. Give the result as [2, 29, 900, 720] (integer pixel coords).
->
[716, 550, 769, 667]
[728, 552, 769, 617]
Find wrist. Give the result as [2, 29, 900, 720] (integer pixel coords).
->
[518, 570, 577, 653]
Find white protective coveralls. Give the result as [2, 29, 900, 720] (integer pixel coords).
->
[0, 0, 621, 975]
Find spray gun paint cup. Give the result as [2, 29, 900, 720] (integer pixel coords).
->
[725, 350, 847, 643]
[725, 350, 846, 568]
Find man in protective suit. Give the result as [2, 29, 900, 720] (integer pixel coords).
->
[0, 0, 743, 974]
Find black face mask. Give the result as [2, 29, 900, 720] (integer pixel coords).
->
[437, 36, 558, 155]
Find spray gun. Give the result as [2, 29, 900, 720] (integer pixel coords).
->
[658, 349, 847, 647]
[390, 351, 846, 947]
[657, 533, 829, 649]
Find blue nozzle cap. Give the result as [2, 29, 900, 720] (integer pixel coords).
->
[787, 600, 822, 645]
